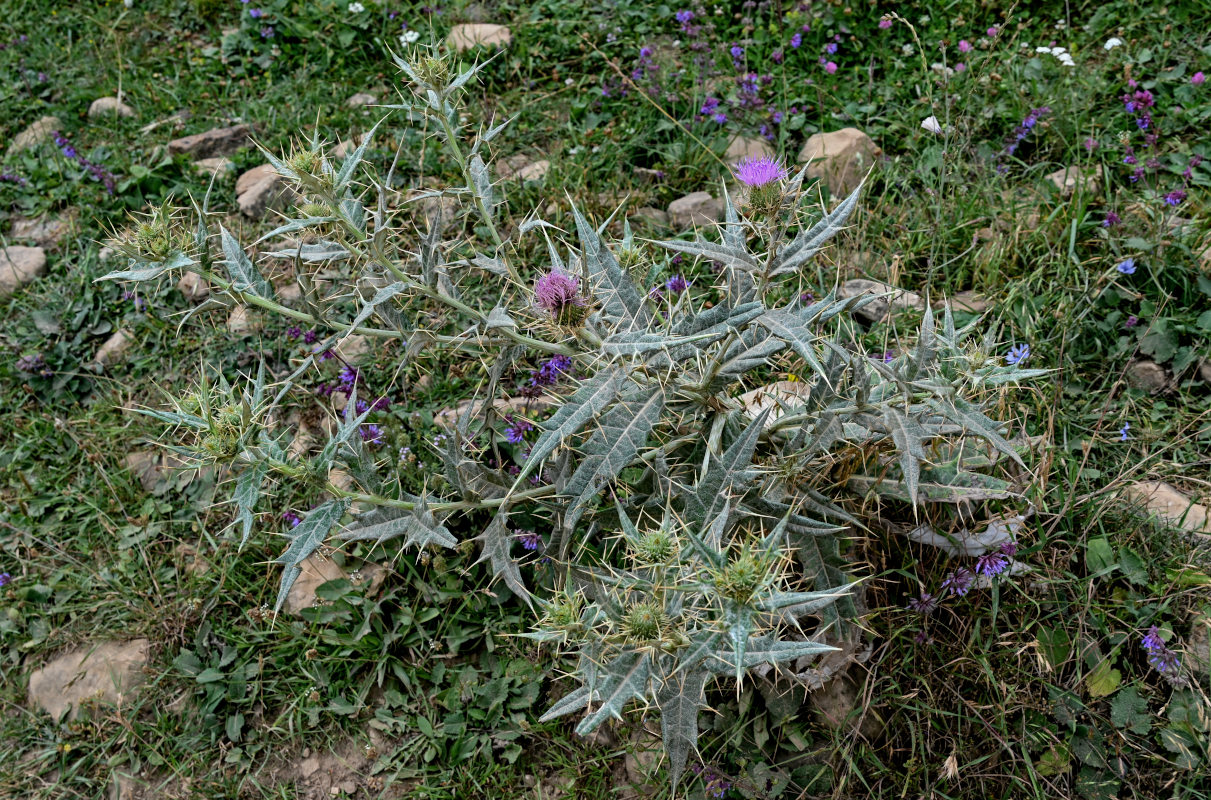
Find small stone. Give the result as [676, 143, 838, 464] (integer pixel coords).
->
[285, 554, 386, 615]
[629, 207, 670, 228]
[725, 134, 775, 163]
[173, 543, 211, 577]
[514, 160, 550, 182]
[623, 729, 662, 785]
[193, 157, 235, 179]
[446, 23, 512, 52]
[88, 97, 135, 119]
[93, 329, 134, 367]
[667, 191, 723, 228]
[27, 640, 151, 721]
[633, 167, 663, 184]
[176, 272, 210, 302]
[167, 123, 253, 159]
[947, 290, 989, 314]
[738, 381, 811, 428]
[434, 395, 554, 430]
[8, 116, 61, 155]
[9, 216, 70, 248]
[334, 334, 372, 365]
[277, 282, 303, 307]
[1126, 358, 1169, 393]
[1044, 165, 1100, 198]
[1122, 482, 1210, 535]
[808, 671, 884, 739]
[236, 164, 294, 219]
[0, 245, 46, 298]
[838, 278, 926, 323]
[346, 92, 377, 107]
[798, 128, 881, 196]
[332, 135, 363, 160]
[226, 305, 259, 335]
[1198, 359, 1211, 385]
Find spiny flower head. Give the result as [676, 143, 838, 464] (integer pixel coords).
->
[534, 269, 588, 324]
[733, 156, 788, 187]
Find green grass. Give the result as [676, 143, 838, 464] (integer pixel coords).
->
[3, 0, 1211, 798]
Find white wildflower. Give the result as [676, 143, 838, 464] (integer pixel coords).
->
[348, 2, 365, 13]
[921, 116, 944, 135]
[930, 62, 955, 78]
[901, 43, 915, 56]
[1104, 37, 1123, 50]
[400, 29, 420, 44]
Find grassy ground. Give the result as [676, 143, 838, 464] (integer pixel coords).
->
[2, 1, 1210, 798]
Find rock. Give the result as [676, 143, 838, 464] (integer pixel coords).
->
[1044, 165, 1100, 198]
[176, 272, 210, 302]
[346, 92, 377, 107]
[434, 395, 554, 430]
[738, 381, 810, 428]
[9, 216, 70, 248]
[946, 290, 989, 314]
[277, 282, 303, 307]
[633, 167, 664, 184]
[514, 160, 550, 182]
[237, 163, 293, 218]
[1121, 481, 1210, 536]
[798, 128, 880, 196]
[332, 134, 363, 160]
[837, 278, 926, 323]
[446, 23, 512, 52]
[27, 639, 151, 721]
[809, 671, 884, 739]
[667, 191, 723, 228]
[193, 157, 235, 179]
[334, 334, 371, 365]
[725, 134, 775, 163]
[629, 207, 669, 228]
[226, 305, 259, 335]
[1198, 359, 1211, 385]
[8, 115, 61, 155]
[497, 154, 550, 182]
[0, 245, 47, 298]
[1185, 615, 1210, 679]
[88, 97, 135, 119]
[173, 543, 211, 577]
[167, 123, 253, 159]
[623, 729, 662, 785]
[1126, 358, 1169, 393]
[284, 554, 387, 615]
[93, 328, 134, 367]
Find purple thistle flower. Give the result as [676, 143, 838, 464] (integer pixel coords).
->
[907, 592, 938, 614]
[975, 551, 1009, 577]
[1005, 343, 1030, 366]
[534, 270, 586, 320]
[958, 40, 971, 53]
[733, 156, 787, 187]
[1192, 72, 1205, 86]
[665, 274, 690, 294]
[516, 530, 543, 551]
[1116, 258, 1136, 275]
[1102, 212, 1121, 228]
[941, 567, 975, 597]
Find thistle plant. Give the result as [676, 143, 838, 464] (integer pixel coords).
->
[99, 50, 1042, 790]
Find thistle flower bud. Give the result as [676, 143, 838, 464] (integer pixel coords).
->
[622, 600, 668, 643]
[634, 527, 678, 564]
[115, 202, 191, 263]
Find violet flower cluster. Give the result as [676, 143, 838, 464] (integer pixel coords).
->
[994, 107, 1051, 173]
[1141, 626, 1184, 684]
[52, 130, 116, 194]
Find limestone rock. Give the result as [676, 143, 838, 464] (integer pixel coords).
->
[0, 245, 46, 298]
[88, 97, 135, 119]
[947, 290, 989, 314]
[446, 23, 512, 52]
[1126, 358, 1169, 393]
[9, 216, 69, 248]
[667, 191, 723, 228]
[27, 640, 151, 721]
[738, 381, 811, 428]
[176, 272, 210, 302]
[226, 305, 259, 335]
[334, 334, 371, 365]
[167, 123, 252, 159]
[798, 128, 880, 196]
[838, 278, 926, 323]
[434, 395, 554, 430]
[497, 154, 550, 182]
[93, 328, 134, 367]
[173, 543, 211, 577]
[1121, 481, 1210, 536]
[725, 134, 775, 163]
[193, 157, 235, 179]
[633, 167, 664, 184]
[629, 207, 669, 228]
[808, 670, 884, 739]
[1198, 358, 1211, 385]
[623, 729, 662, 785]
[346, 92, 377, 107]
[8, 116, 61, 155]
[284, 554, 387, 615]
[332, 134, 363, 160]
[236, 163, 293, 218]
[1044, 165, 1100, 198]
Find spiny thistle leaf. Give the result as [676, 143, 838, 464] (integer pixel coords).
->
[882, 405, 928, 506]
[473, 511, 530, 603]
[98, 251, 194, 283]
[273, 498, 349, 613]
[562, 389, 666, 534]
[708, 636, 839, 673]
[650, 236, 761, 273]
[522, 368, 625, 475]
[573, 650, 653, 735]
[234, 461, 268, 549]
[686, 409, 769, 525]
[658, 670, 709, 790]
[346, 282, 407, 334]
[570, 203, 649, 333]
[926, 397, 1026, 468]
[771, 177, 865, 276]
[337, 501, 457, 550]
[219, 226, 274, 298]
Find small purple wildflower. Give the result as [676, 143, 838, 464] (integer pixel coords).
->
[260, 25, 275, 38]
[733, 156, 787, 187]
[824, 61, 838, 74]
[730, 44, 743, 59]
[825, 42, 838, 54]
[16, 353, 53, 376]
[1192, 72, 1206, 86]
[879, 18, 892, 29]
[1119, 422, 1130, 442]
[975, 551, 1010, 577]
[249, 7, 264, 17]
[941, 567, 975, 597]
[283, 511, 302, 528]
[516, 530, 543, 551]
[339, 365, 360, 388]
[1116, 258, 1136, 275]
[1141, 626, 1183, 681]
[529, 354, 574, 387]
[1164, 189, 1187, 206]
[958, 40, 972, 53]
[1005, 343, 1030, 366]
[303, 330, 318, 344]
[675, 9, 693, 23]
[504, 415, 533, 444]
[0, 172, 27, 186]
[790, 32, 802, 48]
[0, 573, 11, 587]
[907, 593, 937, 615]
[665, 274, 690, 294]
[360, 424, 384, 445]
[1102, 212, 1121, 228]
[286, 326, 302, 339]
[1125, 314, 1139, 328]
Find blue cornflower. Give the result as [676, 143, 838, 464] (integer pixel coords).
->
[1119, 422, 1130, 442]
[1116, 258, 1136, 274]
[1005, 343, 1030, 366]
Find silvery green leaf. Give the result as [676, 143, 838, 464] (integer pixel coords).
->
[771, 177, 865, 275]
[686, 409, 769, 524]
[573, 650, 652, 734]
[524, 368, 624, 472]
[346, 282, 406, 334]
[926, 397, 1025, 468]
[709, 636, 839, 673]
[846, 470, 1013, 503]
[257, 150, 299, 184]
[908, 305, 936, 379]
[571, 203, 649, 333]
[469, 154, 495, 219]
[219, 226, 273, 298]
[98, 251, 194, 283]
[313, 384, 376, 473]
[672, 300, 764, 337]
[757, 309, 828, 379]
[234, 461, 268, 549]
[273, 498, 350, 613]
[650, 236, 761, 273]
[485, 305, 517, 331]
[602, 331, 701, 358]
[474, 511, 529, 603]
[882, 405, 928, 506]
[721, 185, 745, 250]
[264, 242, 351, 262]
[337, 502, 457, 550]
[253, 216, 341, 245]
[474, 114, 514, 148]
[468, 254, 507, 275]
[716, 333, 785, 379]
[538, 685, 593, 722]
[722, 603, 756, 681]
[975, 366, 1051, 386]
[339, 198, 366, 234]
[519, 217, 562, 236]
[335, 118, 381, 190]
[757, 585, 852, 614]
[446, 59, 496, 96]
[562, 389, 665, 533]
[133, 407, 209, 430]
[658, 670, 708, 791]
